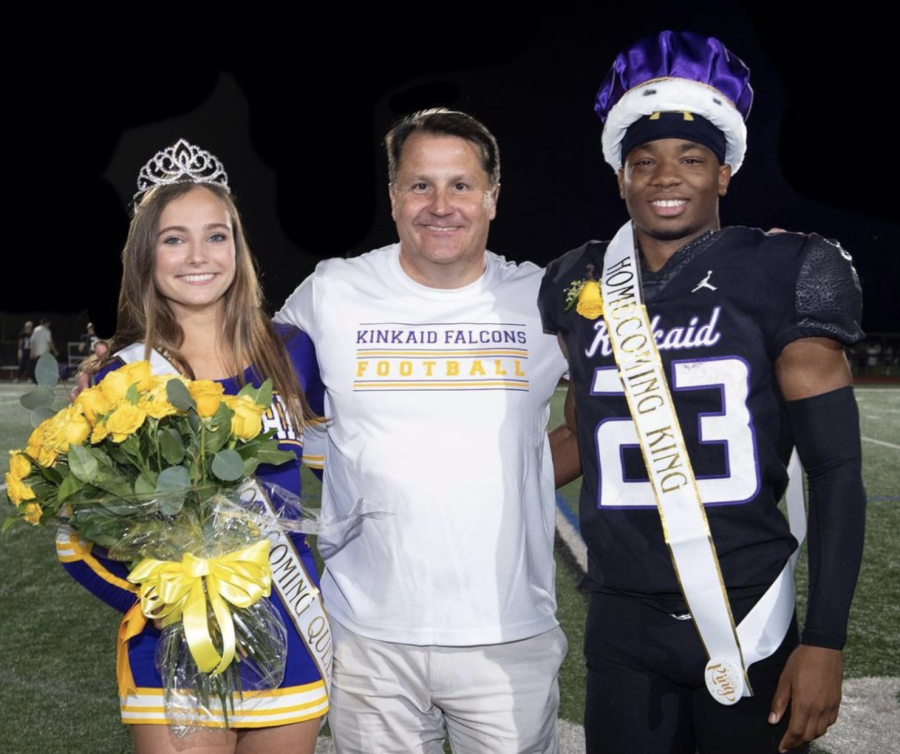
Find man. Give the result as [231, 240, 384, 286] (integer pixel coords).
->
[78, 322, 99, 354]
[277, 109, 569, 753]
[29, 317, 58, 382]
[16, 320, 33, 382]
[539, 31, 865, 754]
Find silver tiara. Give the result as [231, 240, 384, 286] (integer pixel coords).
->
[134, 139, 230, 203]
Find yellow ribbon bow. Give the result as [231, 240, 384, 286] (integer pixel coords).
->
[127, 539, 272, 676]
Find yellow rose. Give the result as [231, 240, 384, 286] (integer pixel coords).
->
[139, 375, 183, 419]
[188, 380, 225, 418]
[26, 407, 90, 466]
[32, 406, 91, 454]
[8, 451, 32, 481]
[75, 385, 113, 425]
[105, 404, 148, 443]
[23, 502, 43, 525]
[26, 437, 57, 468]
[141, 397, 180, 419]
[5, 474, 36, 506]
[575, 281, 604, 320]
[91, 423, 110, 444]
[224, 395, 267, 441]
[100, 361, 153, 405]
[62, 406, 92, 451]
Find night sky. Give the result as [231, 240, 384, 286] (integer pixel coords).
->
[13, 4, 897, 333]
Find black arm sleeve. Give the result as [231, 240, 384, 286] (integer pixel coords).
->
[786, 386, 866, 650]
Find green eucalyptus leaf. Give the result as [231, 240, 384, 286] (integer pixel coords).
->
[35, 353, 60, 387]
[135, 472, 158, 498]
[156, 466, 190, 515]
[68, 445, 99, 484]
[156, 466, 190, 492]
[188, 414, 200, 433]
[30, 406, 57, 427]
[211, 450, 244, 481]
[159, 429, 185, 465]
[166, 379, 195, 412]
[126, 384, 139, 405]
[20, 387, 55, 411]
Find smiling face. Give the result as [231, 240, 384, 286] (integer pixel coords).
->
[390, 132, 499, 289]
[153, 186, 236, 319]
[618, 138, 731, 261]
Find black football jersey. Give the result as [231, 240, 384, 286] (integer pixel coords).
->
[539, 227, 863, 598]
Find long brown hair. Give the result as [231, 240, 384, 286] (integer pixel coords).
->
[109, 182, 316, 430]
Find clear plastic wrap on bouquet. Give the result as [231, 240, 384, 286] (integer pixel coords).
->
[69, 481, 320, 733]
[156, 598, 288, 734]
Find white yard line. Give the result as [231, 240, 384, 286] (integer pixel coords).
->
[862, 436, 900, 450]
[556, 507, 587, 573]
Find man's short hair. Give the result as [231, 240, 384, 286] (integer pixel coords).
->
[385, 108, 501, 186]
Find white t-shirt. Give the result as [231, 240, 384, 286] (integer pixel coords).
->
[276, 245, 568, 645]
[30, 325, 53, 358]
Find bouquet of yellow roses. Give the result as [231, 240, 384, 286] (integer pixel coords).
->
[4, 357, 303, 729]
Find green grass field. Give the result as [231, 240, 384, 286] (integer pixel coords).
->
[0, 382, 897, 753]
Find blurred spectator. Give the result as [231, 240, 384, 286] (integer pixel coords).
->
[15, 321, 33, 382]
[866, 340, 882, 376]
[78, 322, 100, 354]
[29, 318, 58, 382]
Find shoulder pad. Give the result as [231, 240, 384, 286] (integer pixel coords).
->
[796, 235, 864, 345]
[545, 241, 605, 284]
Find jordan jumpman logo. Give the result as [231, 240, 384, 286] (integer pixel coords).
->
[692, 270, 718, 293]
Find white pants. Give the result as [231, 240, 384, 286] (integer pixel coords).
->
[328, 620, 567, 754]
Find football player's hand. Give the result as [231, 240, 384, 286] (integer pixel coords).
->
[769, 644, 843, 752]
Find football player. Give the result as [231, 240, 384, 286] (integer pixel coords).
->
[540, 30, 865, 754]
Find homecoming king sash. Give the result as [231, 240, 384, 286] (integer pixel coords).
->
[600, 224, 805, 704]
[115, 343, 333, 696]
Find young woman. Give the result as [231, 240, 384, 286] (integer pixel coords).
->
[58, 141, 328, 754]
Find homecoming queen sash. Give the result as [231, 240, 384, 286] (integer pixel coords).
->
[600, 224, 805, 704]
[115, 343, 333, 696]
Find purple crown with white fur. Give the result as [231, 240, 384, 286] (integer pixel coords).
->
[595, 31, 753, 173]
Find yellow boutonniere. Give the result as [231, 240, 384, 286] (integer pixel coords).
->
[564, 263, 603, 320]
[576, 280, 604, 320]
